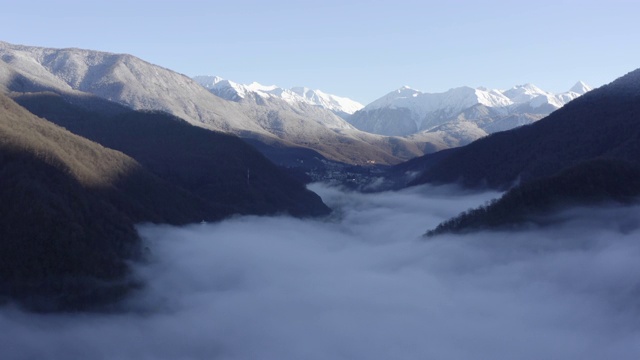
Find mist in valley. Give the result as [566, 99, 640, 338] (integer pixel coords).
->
[3, 184, 640, 360]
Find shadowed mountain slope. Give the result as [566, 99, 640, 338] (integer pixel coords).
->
[0, 94, 231, 311]
[12, 92, 330, 217]
[426, 159, 640, 236]
[1, 90, 330, 311]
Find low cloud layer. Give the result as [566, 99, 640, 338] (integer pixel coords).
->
[3, 184, 640, 359]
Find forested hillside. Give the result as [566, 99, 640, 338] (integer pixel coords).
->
[13, 91, 331, 217]
[426, 159, 640, 236]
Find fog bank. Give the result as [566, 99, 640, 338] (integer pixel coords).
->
[3, 184, 640, 360]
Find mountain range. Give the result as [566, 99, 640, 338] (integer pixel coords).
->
[409, 68, 640, 234]
[0, 42, 425, 167]
[193, 73, 592, 155]
[409, 69, 639, 189]
[0, 88, 333, 311]
[0, 41, 336, 311]
[0, 41, 591, 171]
[348, 82, 591, 138]
[193, 75, 364, 119]
[3, 39, 631, 312]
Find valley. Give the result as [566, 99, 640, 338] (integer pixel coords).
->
[1, 12, 639, 357]
[2, 184, 640, 359]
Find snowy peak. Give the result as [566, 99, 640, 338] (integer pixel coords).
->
[569, 81, 592, 95]
[290, 87, 364, 115]
[192, 75, 224, 88]
[365, 86, 512, 115]
[365, 86, 423, 110]
[193, 75, 250, 101]
[246, 81, 279, 93]
[502, 81, 593, 108]
[365, 82, 592, 116]
[503, 83, 548, 103]
[502, 83, 568, 109]
[192, 75, 357, 130]
[448, 86, 513, 109]
[194, 76, 363, 116]
[350, 81, 592, 138]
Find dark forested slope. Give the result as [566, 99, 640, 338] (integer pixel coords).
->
[0, 94, 226, 311]
[13, 92, 330, 217]
[426, 159, 640, 236]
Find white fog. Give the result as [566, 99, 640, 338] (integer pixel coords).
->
[2, 183, 640, 360]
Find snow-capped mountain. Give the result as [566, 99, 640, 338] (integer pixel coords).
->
[193, 75, 363, 118]
[569, 80, 592, 95]
[365, 86, 512, 115]
[290, 87, 363, 117]
[0, 41, 425, 166]
[503, 82, 591, 111]
[193, 75, 356, 131]
[0, 41, 261, 133]
[0, 40, 592, 168]
[349, 82, 592, 137]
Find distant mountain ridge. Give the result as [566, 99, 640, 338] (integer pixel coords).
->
[193, 75, 364, 118]
[348, 81, 591, 137]
[193, 72, 592, 160]
[407, 67, 640, 189]
[0, 40, 592, 170]
[193, 75, 357, 130]
[0, 41, 428, 166]
[412, 68, 640, 235]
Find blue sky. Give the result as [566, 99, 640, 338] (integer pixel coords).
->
[2, 0, 639, 103]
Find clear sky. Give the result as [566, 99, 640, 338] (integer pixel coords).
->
[1, 0, 639, 104]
